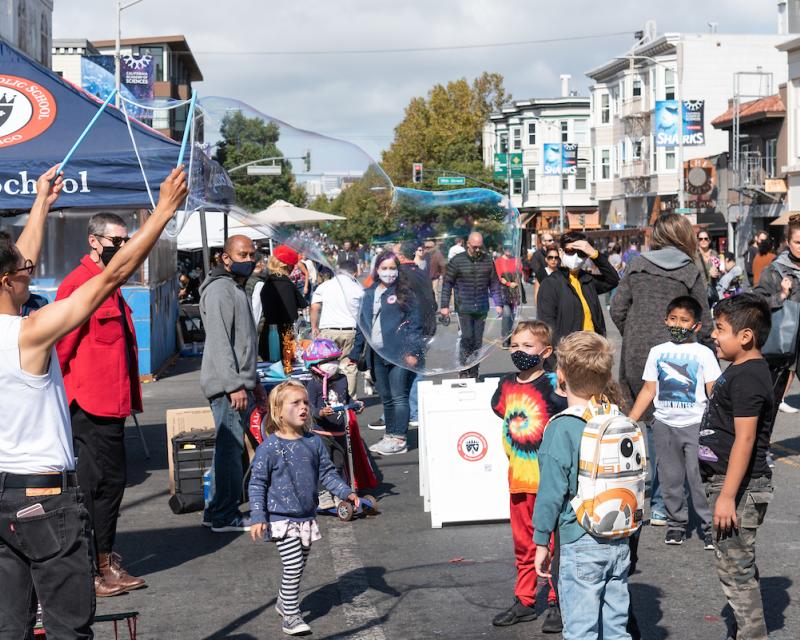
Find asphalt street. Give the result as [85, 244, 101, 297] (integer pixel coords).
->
[96, 304, 800, 640]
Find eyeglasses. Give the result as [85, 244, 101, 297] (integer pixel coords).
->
[2, 259, 35, 278]
[94, 234, 130, 248]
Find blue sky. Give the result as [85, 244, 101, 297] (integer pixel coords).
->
[53, 1, 781, 160]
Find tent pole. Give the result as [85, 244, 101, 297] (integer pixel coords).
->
[199, 207, 210, 276]
[224, 213, 229, 241]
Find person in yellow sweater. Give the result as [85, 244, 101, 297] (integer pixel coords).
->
[537, 231, 620, 346]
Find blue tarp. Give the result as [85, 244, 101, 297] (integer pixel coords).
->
[0, 39, 180, 210]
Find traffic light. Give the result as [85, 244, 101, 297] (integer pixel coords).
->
[412, 162, 423, 183]
[303, 150, 311, 172]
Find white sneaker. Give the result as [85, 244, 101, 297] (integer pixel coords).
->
[409, 420, 419, 428]
[317, 490, 335, 510]
[779, 401, 799, 413]
[370, 436, 408, 456]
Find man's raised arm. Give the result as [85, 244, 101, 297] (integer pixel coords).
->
[15, 166, 63, 264]
[19, 167, 188, 374]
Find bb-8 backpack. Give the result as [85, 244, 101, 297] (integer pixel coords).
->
[552, 399, 647, 538]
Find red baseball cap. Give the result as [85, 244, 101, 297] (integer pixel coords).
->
[273, 245, 299, 266]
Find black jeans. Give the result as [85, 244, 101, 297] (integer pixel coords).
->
[458, 311, 487, 377]
[0, 481, 95, 639]
[71, 404, 127, 557]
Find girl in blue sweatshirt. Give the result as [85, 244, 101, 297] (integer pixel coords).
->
[249, 380, 358, 636]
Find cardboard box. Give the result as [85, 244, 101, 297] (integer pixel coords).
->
[166, 407, 215, 494]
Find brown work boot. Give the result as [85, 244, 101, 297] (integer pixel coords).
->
[101, 552, 147, 591]
[94, 574, 127, 597]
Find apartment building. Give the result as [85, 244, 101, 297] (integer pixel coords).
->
[0, 0, 52, 67]
[482, 78, 594, 234]
[586, 26, 788, 229]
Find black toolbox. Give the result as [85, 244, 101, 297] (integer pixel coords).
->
[168, 429, 215, 514]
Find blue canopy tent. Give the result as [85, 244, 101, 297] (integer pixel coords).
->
[0, 39, 181, 209]
[0, 39, 194, 377]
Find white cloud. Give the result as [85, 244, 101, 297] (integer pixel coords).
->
[53, 0, 781, 159]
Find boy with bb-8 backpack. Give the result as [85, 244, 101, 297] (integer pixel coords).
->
[533, 332, 647, 640]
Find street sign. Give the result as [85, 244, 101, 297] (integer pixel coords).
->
[493, 153, 507, 179]
[247, 165, 281, 176]
[509, 153, 523, 177]
[437, 176, 466, 186]
[675, 207, 694, 214]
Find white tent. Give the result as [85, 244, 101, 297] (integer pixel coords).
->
[229, 200, 346, 227]
[177, 210, 274, 251]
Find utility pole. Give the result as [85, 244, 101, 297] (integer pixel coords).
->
[115, 0, 145, 109]
[559, 143, 565, 232]
[676, 37, 685, 210]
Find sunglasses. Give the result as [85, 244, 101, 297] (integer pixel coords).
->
[698, 236, 710, 241]
[546, 255, 560, 261]
[2, 259, 35, 278]
[94, 234, 130, 248]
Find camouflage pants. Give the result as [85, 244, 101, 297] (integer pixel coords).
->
[705, 475, 773, 640]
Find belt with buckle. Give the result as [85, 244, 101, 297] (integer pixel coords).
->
[1, 472, 78, 489]
[322, 327, 356, 331]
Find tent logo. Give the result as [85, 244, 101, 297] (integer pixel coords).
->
[0, 75, 57, 148]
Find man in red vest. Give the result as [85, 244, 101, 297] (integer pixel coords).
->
[56, 212, 145, 597]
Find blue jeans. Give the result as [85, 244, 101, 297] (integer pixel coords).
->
[646, 421, 664, 515]
[501, 303, 516, 341]
[408, 373, 423, 422]
[372, 355, 414, 439]
[559, 534, 631, 640]
[204, 392, 254, 526]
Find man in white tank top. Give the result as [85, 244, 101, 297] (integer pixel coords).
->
[0, 165, 188, 639]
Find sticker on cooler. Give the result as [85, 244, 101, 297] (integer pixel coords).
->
[457, 431, 488, 462]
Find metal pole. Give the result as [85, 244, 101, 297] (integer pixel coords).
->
[115, 2, 121, 108]
[559, 142, 565, 232]
[198, 207, 210, 276]
[676, 38, 685, 209]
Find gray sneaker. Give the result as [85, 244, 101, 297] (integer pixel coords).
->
[275, 595, 285, 617]
[371, 436, 408, 456]
[282, 613, 311, 635]
[318, 490, 335, 510]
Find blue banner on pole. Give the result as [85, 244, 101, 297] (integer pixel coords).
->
[543, 143, 577, 175]
[655, 100, 705, 147]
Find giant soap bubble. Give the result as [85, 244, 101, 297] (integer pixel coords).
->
[357, 187, 521, 375]
[120, 94, 520, 375]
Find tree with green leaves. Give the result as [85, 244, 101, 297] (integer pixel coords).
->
[381, 72, 511, 190]
[214, 111, 307, 211]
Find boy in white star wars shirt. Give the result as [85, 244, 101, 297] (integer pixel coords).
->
[629, 296, 721, 548]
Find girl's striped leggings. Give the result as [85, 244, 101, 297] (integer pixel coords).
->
[276, 537, 311, 615]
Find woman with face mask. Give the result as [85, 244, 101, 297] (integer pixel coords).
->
[258, 245, 309, 372]
[536, 231, 620, 348]
[347, 252, 424, 456]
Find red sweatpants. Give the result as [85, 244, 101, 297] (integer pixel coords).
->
[510, 492, 558, 607]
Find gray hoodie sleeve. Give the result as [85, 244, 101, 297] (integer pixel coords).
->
[755, 263, 788, 310]
[201, 281, 252, 396]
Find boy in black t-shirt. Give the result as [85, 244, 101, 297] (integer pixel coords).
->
[698, 294, 774, 640]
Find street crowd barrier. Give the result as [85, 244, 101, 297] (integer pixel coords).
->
[418, 378, 510, 528]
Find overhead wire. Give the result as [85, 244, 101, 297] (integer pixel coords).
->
[191, 30, 635, 56]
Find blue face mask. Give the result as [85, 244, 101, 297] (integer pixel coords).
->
[230, 260, 255, 279]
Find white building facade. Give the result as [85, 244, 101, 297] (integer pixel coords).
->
[778, 36, 800, 210]
[587, 30, 788, 229]
[482, 84, 593, 232]
[1, 0, 53, 67]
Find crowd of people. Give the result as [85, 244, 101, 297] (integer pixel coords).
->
[1, 165, 795, 639]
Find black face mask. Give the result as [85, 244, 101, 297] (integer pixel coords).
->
[99, 245, 121, 266]
[511, 350, 543, 371]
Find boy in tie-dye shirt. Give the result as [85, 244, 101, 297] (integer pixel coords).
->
[490, 321, 566, 632]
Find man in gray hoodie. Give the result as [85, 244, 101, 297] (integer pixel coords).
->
[200, 234, 267, 532]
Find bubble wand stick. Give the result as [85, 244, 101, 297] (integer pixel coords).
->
[57, 88, 118, 179]
[177, 90, 197, 167]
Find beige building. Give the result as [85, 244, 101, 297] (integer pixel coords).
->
[587, 26, 788, 229]
[0, 0, 53, 66]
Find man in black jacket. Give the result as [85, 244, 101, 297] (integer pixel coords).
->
[440, 232, 503, 378]
[537, 231, 619, 346]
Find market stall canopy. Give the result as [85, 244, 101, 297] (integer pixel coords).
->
[229, 200, 346, 226]
[0, 39, 196, 210]
[177, 210, 275, 251]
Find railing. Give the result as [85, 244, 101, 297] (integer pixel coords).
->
[620, 96, 647, 119]
[620, 159, 650, 179]
[739, 153, 777, 187]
